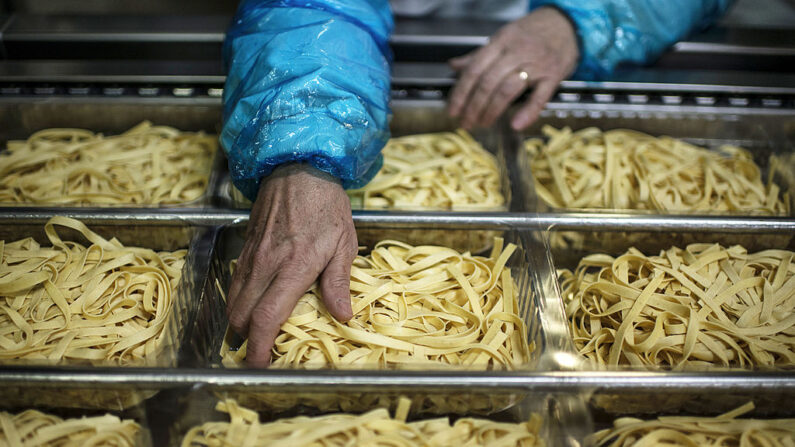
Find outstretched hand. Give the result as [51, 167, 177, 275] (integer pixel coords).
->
[448, 7, 579, 131]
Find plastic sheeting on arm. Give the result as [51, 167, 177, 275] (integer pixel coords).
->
[532, 0, 733, 80]
[222, 0, 394, 201]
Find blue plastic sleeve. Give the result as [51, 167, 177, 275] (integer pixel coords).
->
[222, 0, 394, 201]
[532, 0, 733, 80]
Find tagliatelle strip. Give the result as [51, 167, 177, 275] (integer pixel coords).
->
[215, 389, 521, 417]
[0, 216, 186, 365]
[526, 126, 789, 214]
[221, 238, 531, 370]
[0, 409, 141, 447]
[590, 402, 795, 447]
[560, 243, 795, 369]
[348, 130, 505, 210]
[182, 398, 545, 447]
[0, 121, 217, 205]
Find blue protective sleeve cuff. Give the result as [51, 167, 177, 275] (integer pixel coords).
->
[222, 0, 393, 201]
[531, 0, 733, 80]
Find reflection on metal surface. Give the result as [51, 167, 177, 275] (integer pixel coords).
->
[0, 209, 794, 232]
[0, 367, 792, 392]
[552, 353, 581, 370]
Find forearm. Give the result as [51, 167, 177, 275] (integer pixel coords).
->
[533, 0, 734, 79]
[221, 0, 394, 200]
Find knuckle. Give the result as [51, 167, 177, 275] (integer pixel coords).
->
[227, 311, 250, 334]
[283, 249, 315, 271]
[277, 266, 310, 286]
[248, 258, 273, 280]
[498, 81, 518, 98]
[464, 61, 487, 79]
[470, 88, 489, 107]
[250, 304, 282, 330]
[345, 243, 359, 260]
[480, 71, 501, 91]
[323, 277, 351, 298]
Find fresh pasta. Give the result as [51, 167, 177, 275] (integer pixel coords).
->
[0, 121, 217, 205]
[590, 402, 795, 447]
[214, 389, 520, 417]
[0, 216, 186, 365]
[348, 130, 505, 209]
[525, 126, 789, 214]
[221, 238, 531, 370]
[0, 409, 141, 447]
[561, 243, 795, 369]
[182, 398, 544, 447]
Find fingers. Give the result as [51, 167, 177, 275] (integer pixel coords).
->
[449, 52, 474, 70]
[319, 236, 357, 322]
[224, 243, 248, 311]
[226, 244, 277, 337]
[245, 268, 318, 367]
[511, 78, 558, 131]
[448, 43, 504, 119]
[227, 178, 278, 332]
[459, 57, 527, 129]
[478, 72, 529, 127]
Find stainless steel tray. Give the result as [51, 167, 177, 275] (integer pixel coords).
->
[184, 223, 560, 415]
[0, 98, 225, 208]
[543, 227, 795, 414]
[193, 223, 549, 369]
[218, 99, 519, 212]
[166, 386, 590, 447]
[2, 220, 215, 368]
[516, 105, 795, 216]
[588, 397, 795, 445]
[0, 395, 153, 447]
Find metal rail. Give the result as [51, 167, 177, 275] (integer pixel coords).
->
[1, 209, 794, 233]
[0, 367, 792, 393]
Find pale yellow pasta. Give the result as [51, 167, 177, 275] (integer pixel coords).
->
[526, 126, 789, 214]
[182, 398, 544, 447]
[348, 130, 505, 209]
[0, 409, 141, 447]
[221, 238, 531, 370]
[561, 243, 795, 369]
[590, 402, 795, 447]
[0, 216, 186, 366]
[0, 121, 217, 205]
[215, 388, 520, 417]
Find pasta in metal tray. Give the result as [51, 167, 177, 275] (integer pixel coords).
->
[0, 216, 186, 365]
[0, 121, 217, 205]
[182, 398, 544, 447]
[0, 409, 141, 447]
[561, 243, 795, 369]
[221, 238, 531, 370]
[590, 402, 795, 447]
[525, 126, 789, 214]
[348, 130, 505, 210]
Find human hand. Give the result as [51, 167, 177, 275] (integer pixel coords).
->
[448, 7, 579, 131]
[225, 163, 357, 367]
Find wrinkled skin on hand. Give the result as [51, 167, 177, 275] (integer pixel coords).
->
[226, 163, 357, 367]
[448, 7, 579, 131]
